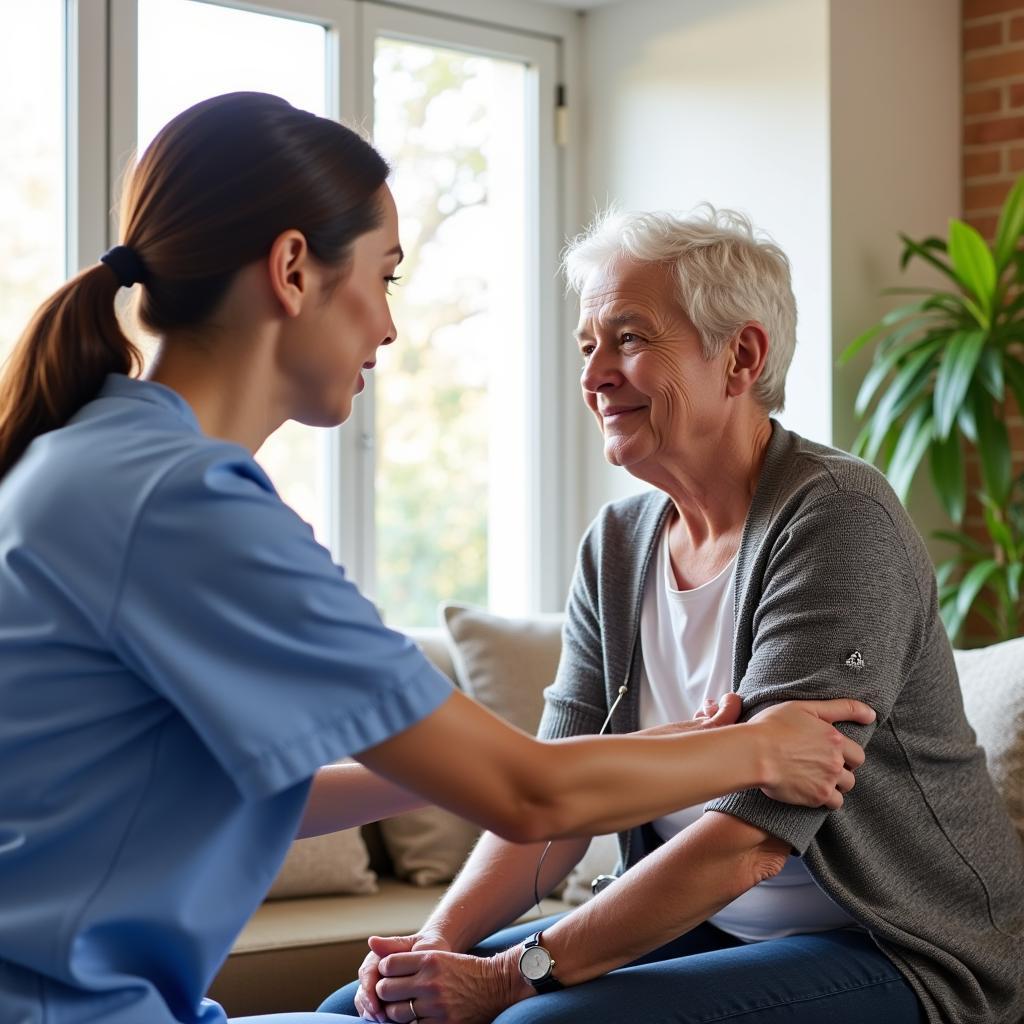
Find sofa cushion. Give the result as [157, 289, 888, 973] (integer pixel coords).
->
[954, 637, 1024, 841]
[441, 602, 563, 734]
[266, 827, 377, 900]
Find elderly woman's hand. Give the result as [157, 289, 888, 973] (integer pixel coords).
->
[354, 932, 452, 1022]
[750, 698, 875, 809]
[372, 943, 529, 1024]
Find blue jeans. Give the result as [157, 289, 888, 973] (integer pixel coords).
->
[318, 912, 924, 1024]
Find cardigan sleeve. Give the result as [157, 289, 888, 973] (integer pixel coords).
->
[704, 490, 930, 853]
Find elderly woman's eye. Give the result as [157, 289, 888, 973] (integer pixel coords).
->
[580, 345, 595, 359]
[621, 333, 641, 345]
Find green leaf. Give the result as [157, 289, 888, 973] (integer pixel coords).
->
[982, 500, 1015, 557]
[839, 324, 882, 367]
[994, 176, 1024, 272]
[863, 347, 938, 463]
[935, 559, 958, 590]
[956, 558, 1000, 619]
[977, 347, 1005, 401]
[899, 235, 948, 270]
[929, 431, 965, 523]
[880, 299, 937, 327]
[948, 219, 997, 319]
[1008, 562, 1023, 603]
[974, 389, 1013, 505]
[962, 295, 991, 330]
[849, 417, 872, 459]
[933, 528, 988, 556]
[932, 330, 987, 439]
[899, 232, 959, 286]
[958, 402, 979, 444]
[887, 402, 933, 503]
[854, 337, 937, 417]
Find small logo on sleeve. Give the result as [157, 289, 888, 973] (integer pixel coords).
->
[844, 650, 865, 671]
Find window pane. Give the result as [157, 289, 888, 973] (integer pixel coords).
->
[0, 1, 65, 364]
[138, 0, 329, 541]
[372, 40, 530, 625]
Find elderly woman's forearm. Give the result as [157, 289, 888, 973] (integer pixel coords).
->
[508, 812, 785, 987]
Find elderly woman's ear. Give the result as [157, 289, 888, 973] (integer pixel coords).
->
[725, 322, 770, 398]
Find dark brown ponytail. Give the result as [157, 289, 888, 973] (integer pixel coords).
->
[0, 91, 389, 479]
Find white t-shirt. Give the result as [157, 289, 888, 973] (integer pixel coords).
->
[638, 524, 857, 942]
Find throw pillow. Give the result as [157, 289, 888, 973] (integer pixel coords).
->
[266, 827, 378, 900]
[441, 602, 563, 734]
[379, 807, 480, 887]
[954, 638, 1024, 841]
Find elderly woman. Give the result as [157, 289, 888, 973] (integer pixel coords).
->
[321, 208, 1024, 1024]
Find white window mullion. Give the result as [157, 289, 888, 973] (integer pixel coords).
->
[325, 0, 372, 590]
[66, 0, 111, 271]
[108, 0, 139, 248]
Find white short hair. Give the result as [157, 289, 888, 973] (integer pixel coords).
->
[562, 205, 797, 413]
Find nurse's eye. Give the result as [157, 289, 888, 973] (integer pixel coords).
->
[385, 274, 403, 294]
[579, 344, 595, 361]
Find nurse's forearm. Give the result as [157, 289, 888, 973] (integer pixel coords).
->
[356, 692, 769, 842]
[296, 762, 427, 839]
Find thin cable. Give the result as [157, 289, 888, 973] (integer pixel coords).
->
[531, 685, 629, 913]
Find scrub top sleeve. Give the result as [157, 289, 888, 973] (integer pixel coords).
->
[704, 493, 928, 854]
[109, 448, 453, 801]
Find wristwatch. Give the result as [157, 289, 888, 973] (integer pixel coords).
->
[518, 930, 563, 993]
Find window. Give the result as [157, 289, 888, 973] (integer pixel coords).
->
[15, 1, 568, 624]
[370, 38, 531, 623]
[0, 1, 65, 364]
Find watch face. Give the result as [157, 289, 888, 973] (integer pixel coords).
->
[520, 945, 552, 982]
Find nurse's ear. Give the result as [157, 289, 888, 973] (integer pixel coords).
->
[266, 229, 311, 319]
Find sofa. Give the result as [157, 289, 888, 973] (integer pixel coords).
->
[207, 606, 1024, 1018]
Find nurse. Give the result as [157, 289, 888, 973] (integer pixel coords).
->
[0, 92, 873, 1024]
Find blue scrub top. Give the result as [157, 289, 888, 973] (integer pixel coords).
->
[0, 375, 453, 1023]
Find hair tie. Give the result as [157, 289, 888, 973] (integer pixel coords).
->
[100, 245, 148, 288]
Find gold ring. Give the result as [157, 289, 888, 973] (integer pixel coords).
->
[409, 998, 418, 1022]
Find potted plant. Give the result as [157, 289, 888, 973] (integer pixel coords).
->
[841, 176, 1024, 644]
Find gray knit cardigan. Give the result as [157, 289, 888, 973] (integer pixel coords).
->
[537, 422, 1024, 1024]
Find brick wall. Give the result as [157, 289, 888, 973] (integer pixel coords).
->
[963, 0, 1024, 639]
[964, 0, 1024, 234]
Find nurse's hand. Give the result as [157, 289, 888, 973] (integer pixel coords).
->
[632, 692, 743, 736]
[355, 932, 450, 1022]
[751, 698, 874, 809]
